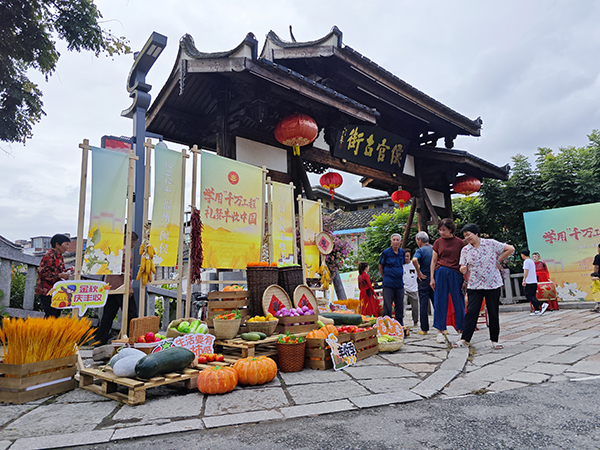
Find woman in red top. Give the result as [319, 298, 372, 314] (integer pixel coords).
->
[35, 234, 71, 318]
[358, 262, 379, 316]
[532, 252, 550, 282]
[430, 218, 466, 342]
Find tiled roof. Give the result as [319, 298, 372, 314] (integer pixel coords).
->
[327, 207, 397, 232]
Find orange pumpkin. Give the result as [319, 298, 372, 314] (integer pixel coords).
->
[320, 324, 338, 337]
[232, 356, 277, 385]
[307, 329, 327, 339]
[197, 365, 238, 394]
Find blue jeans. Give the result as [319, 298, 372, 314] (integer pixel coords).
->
[433, 266, 465, 332]
[418, 275, 434, 332]
[383, 287, 405, 326]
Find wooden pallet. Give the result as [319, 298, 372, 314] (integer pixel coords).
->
[79, 366, 201, 406]
[305, 334, 351, 370]
[215, 332, 309, 359]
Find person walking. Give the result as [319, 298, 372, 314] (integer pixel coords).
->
[430, 218, 465, 343]
[454, 223, 514, 350]
[522, 249, 548, 316]
[412, 231, 434, 335]
[403, 249, 419, 327]
[36, 234, 72, 318]
[378, 233, 405, 325]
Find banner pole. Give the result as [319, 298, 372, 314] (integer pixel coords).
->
[298, 196, 306, 284]
[75, 139, 91, 282]
[290, 182, 297, 265]
[176, 148, 189, 318]
[185, 145, 200, 318]
[138, 139, 154, 317]
[266, 177, 273, 264]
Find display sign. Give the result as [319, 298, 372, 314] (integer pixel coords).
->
[49, 280, 110, 316]
[326, 334, 357, 371]
[83, 147, 128, 275]
[301, 198, 321, 278]
[524, 202, 600, 301]
[271, 181, 296, 264]
[150, 144, 183, 267]
[375, 316, 403, 337]
[200, 152, 264, 269]
[172, 334, 215, 357]
[331, 271, 359, 302]
[333, 125, 410, 175]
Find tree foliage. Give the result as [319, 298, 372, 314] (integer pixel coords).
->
[0, 0, 130, 143]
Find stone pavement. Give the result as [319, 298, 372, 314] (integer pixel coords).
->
[1, 306, 599, 450]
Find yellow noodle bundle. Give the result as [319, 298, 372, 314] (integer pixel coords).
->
[0, 316, 96, 365]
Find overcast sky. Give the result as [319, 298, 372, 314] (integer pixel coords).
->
[1, 0, 599, 243]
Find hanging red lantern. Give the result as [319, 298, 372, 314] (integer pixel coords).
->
[274, 113, 318, 156]
[453, 175, 481, 196]
[391, 190, 411, 210]
[320, 172, 343, 199]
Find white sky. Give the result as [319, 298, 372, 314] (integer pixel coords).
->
[2, 0, 600, 242]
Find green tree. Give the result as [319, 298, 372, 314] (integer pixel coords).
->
[0, 0, 130, 143]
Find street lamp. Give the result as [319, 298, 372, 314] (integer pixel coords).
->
[122, 32, 167, 312]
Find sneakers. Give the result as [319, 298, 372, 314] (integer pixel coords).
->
[530, 310, 542, 316]
[540, 303, 549, 315]
[417, 330, 428, 335]
[436, 333, 446, 343]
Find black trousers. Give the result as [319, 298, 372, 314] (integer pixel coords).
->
[40, 295, 61, 318]
[417, 276, 434, 332]
[524, 283, 542, 311]
[95, 294, 138, 344]
[461, 287, 501, 343]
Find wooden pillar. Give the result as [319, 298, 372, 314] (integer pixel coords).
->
[401, 201, 416, 249]
[416, 196, 429, 231]
[216, 89, 236, 159]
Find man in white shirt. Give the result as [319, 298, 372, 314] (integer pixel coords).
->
[522, 249, 548, 316]
[403, 249, 419, 327]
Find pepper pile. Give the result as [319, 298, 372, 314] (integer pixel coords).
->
[214, 310, 242, 321]
[190, 207, 203, 284]
[277, 332, 305, 344]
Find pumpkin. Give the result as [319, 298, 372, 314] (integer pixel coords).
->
[320, 324, 338, 337]
[306, 329, 327, 339]
[197, 365, 238, 394]
[233, 356, 278, 385]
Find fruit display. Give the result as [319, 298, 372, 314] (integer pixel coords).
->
[316, 261, 331, 290]
[136, 332, 165, 343]
[277, 332, 305, 344]
[378, 334, 397, 343]
[233, 356, 277, 385]
[222, 284, 246, 292]
[240, 332, 267, 341]
[197, 365, 238, 394]
[274, 306, 314, 318]
[214, 310, 242, 321]
[197, 353, 225, 364]
[306, 320, 339, 339]
[247, 313, 276, 323]
[136, 225, 156, 286]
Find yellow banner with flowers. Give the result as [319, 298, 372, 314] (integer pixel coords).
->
[301, 198, 321, 278]
[271, 181, 296, 265]
[200, 152, 264, 269]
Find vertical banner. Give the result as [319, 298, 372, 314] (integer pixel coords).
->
[200, 152, 264, 269]
[524, 202, 600, 301]
[271, 181, 296, 265]
[301, 198, 321, 279]
[83, 147, 128, 275]
[150, 144, 183, 267]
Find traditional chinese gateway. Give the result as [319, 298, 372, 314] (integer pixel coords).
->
[146, 26, 509, 244]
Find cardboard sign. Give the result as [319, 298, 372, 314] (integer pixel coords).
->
[325, 333, 357, 371]
[376, 316, 403, 337]
[172, 334, 215, 357]
[49, 280, 109, 316]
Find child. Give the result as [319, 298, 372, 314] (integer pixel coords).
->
[522, 249, 548, 316]
[403, 249, 419, 327]
[358, 262, 379, 316]
[591, 272, 600, 313]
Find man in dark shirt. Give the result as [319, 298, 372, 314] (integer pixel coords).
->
[413, 231, 434, 334]
[378, 233, 405, 325]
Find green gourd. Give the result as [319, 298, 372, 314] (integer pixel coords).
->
[319, 313, 363, 325]
[134, 347, 195, 379]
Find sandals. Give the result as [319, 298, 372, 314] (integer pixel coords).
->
[491, 342, 503, 350]
[453, 340, 467, 348]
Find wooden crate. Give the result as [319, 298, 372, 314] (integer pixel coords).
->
[205, 290, 250, 327]
[351, 328, 379, 361]
[0, 355, 77, 404]
[305, 334, 351, 370]
[275, 314, 318, 334]
[79, 366, 201, 406]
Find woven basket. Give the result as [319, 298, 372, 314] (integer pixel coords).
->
[212, 318, 241, 339]
[247, 267, 279, 317]
[278, 266, 304, 299]
[246, 319, 279, 336]
[378, 337, 404, 353]
[128, 316, 160, 345]
[277, 341, 306, 372]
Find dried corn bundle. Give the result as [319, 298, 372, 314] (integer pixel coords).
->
[0, 316, 96, 365]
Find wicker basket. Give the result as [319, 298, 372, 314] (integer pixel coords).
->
[378, 337, 404, 353]
[247, 267, 279, 317]
[277, 341, 306, 372]
[128, 316, 160, 344]
[278, 266, 304, 300]
[246, 319, 279, 336]
[212, 318, 242, 339]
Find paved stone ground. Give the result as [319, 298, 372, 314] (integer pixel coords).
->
[1, 306, 599, 450]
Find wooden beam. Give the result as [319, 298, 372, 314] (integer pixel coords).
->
[401, 201, 416, 249]
[421, 188, 440, 227]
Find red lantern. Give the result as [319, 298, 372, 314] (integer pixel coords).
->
[274, 113, 318, 156]
[391, 190, 411, 210]
[453, 175, 481, 196]
[320, 172, 343, 199]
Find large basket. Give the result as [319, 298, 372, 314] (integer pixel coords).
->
[128, 316, 160, 344]
[212, 318, 241, 339]
[378, 337, 404, 353]
[276, 341, 306, 372]
[246, 319, 279, 336]
[247, 267, 279, 317]
[278, 266, 304, 300]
